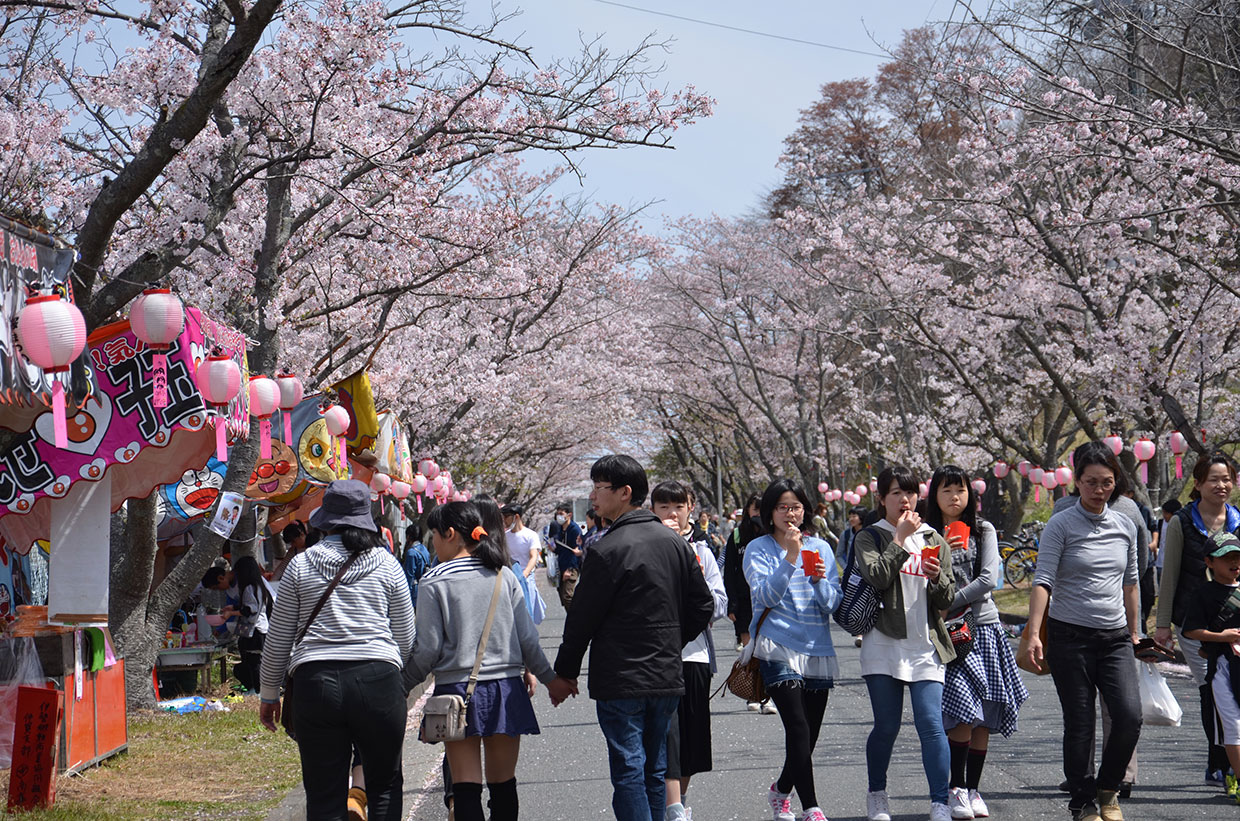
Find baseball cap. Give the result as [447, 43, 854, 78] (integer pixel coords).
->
[1208, 531, 1240, 558]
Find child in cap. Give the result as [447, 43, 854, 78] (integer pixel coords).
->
[1183, 531, 1240, 802]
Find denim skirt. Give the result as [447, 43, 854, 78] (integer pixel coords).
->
[432, 676, 540, 737]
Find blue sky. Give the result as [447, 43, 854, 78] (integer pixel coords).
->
[475, 1, 947, 221]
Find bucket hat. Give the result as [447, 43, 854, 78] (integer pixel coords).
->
[309, 479, 377, 533]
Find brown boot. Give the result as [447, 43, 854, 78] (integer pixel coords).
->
[347, 786, 368, 821]
[1097, 789, 1123, 821]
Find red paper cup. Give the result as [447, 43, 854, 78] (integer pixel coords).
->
[801, 549, 822, 577]
[945, 521, 971, 550]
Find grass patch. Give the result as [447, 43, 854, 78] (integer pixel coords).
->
[993, 586, 1030, 618]
[0, 698, 301, 820]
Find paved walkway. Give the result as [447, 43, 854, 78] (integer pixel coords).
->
[276, 573, 1235, 820]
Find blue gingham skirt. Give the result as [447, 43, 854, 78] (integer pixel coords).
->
[942, 622, 1029, 737]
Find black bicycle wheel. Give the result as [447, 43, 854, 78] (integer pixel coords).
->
[1004, 546, 1038, 589]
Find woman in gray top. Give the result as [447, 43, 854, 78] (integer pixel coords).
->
[404, 502, 574, 821]
[1023, 441, 1141, 821]
[925, 466, 1027, 820]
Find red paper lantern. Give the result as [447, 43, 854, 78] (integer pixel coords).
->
[17, 294, 87, 449]
[276, 372, 304, 445]
[129, 288, 184, 410]
[196, 354, 241, 461]
[248, 376, 279, 459]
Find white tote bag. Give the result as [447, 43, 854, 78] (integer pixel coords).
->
[1137, 662, 1183, 727]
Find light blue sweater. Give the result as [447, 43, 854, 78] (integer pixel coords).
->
[743, 534, 841, 656]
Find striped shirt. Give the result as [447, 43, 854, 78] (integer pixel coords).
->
[743, 534, 841, 656]
[259, 537, 414, 701]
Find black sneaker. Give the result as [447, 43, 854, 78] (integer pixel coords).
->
[1059, 779, 1071, 793]
[1117, 782, 1132, 799]
[1071, 804, 1101, 821]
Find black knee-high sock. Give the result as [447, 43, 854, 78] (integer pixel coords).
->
[966, 748, 988, 790]
[949, 739, 970, 789]
[453, 782, 484, 821]
[487, 778, 518, 821]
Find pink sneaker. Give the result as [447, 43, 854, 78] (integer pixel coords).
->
[768, 783, 795, 821]
[801, 808, 829, 821]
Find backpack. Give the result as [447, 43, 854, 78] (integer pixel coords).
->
[833, 526, 881, 635]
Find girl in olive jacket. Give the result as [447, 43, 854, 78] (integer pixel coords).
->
[854, 466, 956, 821]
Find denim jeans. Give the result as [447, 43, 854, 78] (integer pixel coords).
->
[1045, 618, 1142, 810]
[863, 675, 950, 804]
[292, 659, 407, 821]
[596, 696, 679, 821]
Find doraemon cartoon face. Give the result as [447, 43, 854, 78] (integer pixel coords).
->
[170, 463, 225, 519]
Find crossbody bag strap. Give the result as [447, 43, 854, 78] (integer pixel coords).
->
[465, 570, 506, 703]
[1209, 585, 1240, 632]
[295, 550, 363, 645]
[751, 607, 773, 643]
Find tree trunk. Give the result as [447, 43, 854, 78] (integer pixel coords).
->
[109, 493, 161, 711]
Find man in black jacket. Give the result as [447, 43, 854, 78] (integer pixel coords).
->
[552, 454, 714, 821]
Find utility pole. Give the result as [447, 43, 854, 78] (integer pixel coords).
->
[715, 447, 725, 516]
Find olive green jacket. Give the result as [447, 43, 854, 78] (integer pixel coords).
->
[854, 523, 957, 665]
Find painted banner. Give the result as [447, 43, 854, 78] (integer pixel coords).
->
[331, 370, 379, 454]
[374, 410, 413, 481]
[0, 307, 247, 552]
[247, 392, 348, 505]
[0, 216, 92, 420]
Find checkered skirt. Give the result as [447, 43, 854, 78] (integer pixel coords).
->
[941, 622, 1029, 737]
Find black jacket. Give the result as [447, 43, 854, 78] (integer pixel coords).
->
[554, 508, 714, 700]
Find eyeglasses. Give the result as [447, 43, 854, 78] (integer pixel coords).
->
[775, 504, 805, 514]
[591, 482, 617, 492]
[1080, 479, 1115, 491]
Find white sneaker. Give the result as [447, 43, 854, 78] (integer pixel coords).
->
[664, 803, 686, 821]
[761, 701, 778, 715]
[768, 784, 795, 821]
[747, 701, 761, 711]
[801, 809, 829, 821]
[947, 788, 974, 819]
[930, 802, 953, 821]
[968, 791, 989, 818]
[866, 790, 891, 821]
[684, 808, 693, 821]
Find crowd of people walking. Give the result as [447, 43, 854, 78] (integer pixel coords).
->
[254, 447, 1240, 821]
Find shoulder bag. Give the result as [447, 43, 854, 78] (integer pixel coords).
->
[281, 550, 363, 740]
[944, 532, 984, 659]
[834, 526, 882, 636]
[419, 570, 505, 744]
[713, 608, 772, 703]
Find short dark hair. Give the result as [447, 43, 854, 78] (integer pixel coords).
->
[201, 567, 225, 588]
[1162, 498, 1183, 515]
[1190, 451, 1238, 501]
[759, 478, 813, 535]
[650, 480, 691, 506]
[1073, 440, 1122, 482]
[555, 502, 573, 515]
[281, 521, 306, 541]
[848, 505, 867, 518]
[925, 465, 979, 536]
[877, 465, 920, 497]
[590, 454, 649, 507]
[501, 503, 525, 518]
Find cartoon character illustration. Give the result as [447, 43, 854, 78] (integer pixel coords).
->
[163, 459, 227, 520]
[298, 418, 343, 482]
[247, 439, 299, 499]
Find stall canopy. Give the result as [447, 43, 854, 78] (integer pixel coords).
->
[0, 306, 248, 553]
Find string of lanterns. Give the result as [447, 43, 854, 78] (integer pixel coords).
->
[991, 431, 1196, 498]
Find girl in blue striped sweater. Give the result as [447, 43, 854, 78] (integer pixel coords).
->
[744, 478, 842, 821]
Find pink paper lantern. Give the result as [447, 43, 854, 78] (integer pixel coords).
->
[196, 354, 241, 461]
[390, 480, 411, 500]
[418, 458, 441, 481]
[129, 288, 184, 410]
[817, 481, 829, 494]
[831, 489, 843, 502]
[276, 372, 304, 444]
[1016, 460, 1031, 477]
[1133, 437, 1156, 484]
[409, 473, 428, 512]
[1103, 434, 1123, 456]
[431, 475, 445, 494]
[248, 376, 280, 459]
[321, 404, 350, 474]
[17, 294, 87, 449]
[993, 461, 1010, 479]
[370, 472, 392, 514]
[1029, 467, 1045, 502]
[1169, 431, 1188, 479]
[971, 478, 987, 496]
[869, 477, 878, 493]
[1041, 473, 1059, 490]
[1055, 466, 1073, 486]
[918, 482, 928, 499]
[855, 484, 868, 497]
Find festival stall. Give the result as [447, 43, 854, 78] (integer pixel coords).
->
[0, 218, 249, 781]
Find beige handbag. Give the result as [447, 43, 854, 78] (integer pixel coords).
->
[419, 571, 504, 744]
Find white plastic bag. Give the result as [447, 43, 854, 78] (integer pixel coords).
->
[0, 637, 46, 768]
[1137, 662, 1182, 727]
[545, 550, 558, 585]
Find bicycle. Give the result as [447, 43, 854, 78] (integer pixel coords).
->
[999, 521, 1042, 589]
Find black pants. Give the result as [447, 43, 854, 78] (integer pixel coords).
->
[1046, 619, 1142, 810]
[293, 659, 407, 821]
[235, 632, 264, 692]
[768, 682, 830, 810]
[1139, 569, 1155, 630]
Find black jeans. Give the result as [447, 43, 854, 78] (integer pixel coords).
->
[293, 659, 407, 821]
[235, 632, 264, 692]
[1046, 619, 1142, 810]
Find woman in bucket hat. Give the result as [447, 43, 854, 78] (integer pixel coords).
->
[259, 479, 415, 821]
